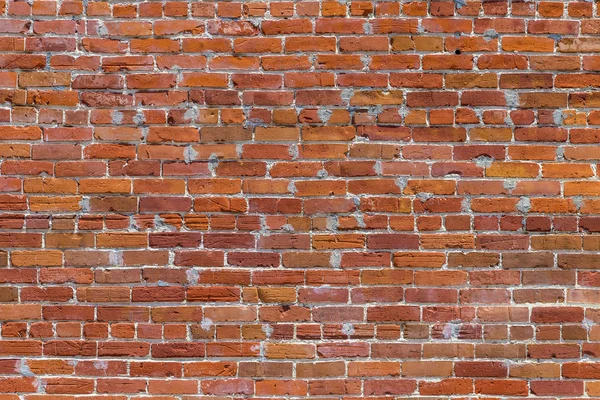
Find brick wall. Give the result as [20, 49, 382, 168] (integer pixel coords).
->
[0, 0, 598, 397]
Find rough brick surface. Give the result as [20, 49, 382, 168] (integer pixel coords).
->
[0, 0, 599, 397]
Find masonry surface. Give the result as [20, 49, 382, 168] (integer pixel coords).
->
[1, 0, 600, 397]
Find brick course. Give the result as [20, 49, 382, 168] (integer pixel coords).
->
[0, 0, 599, 397]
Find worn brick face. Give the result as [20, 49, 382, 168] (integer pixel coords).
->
[0, 0, 598, 397]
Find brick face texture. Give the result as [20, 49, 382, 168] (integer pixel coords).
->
[3, 0, 600, 397]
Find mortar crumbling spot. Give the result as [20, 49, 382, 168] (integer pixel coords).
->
[461, 197, 471, 213]
[111, 110, 123, 124]
[184, 106, 199, 122]
[317, 108, 332, 124]
[326, 216, 339, 231]
[395, 177, 408, 191]
[443, 323, 460, 340]
[548, 33, 562, 42]
[186, 268, 199, 285]
[262, 324, 274, 338]
[330, 250, 342, 268]
[109, 251, 123, 267]
[342, 323, 355, 336]
[355, 212, 366, 228]
[363, 21, 372, 34]
[454, 0, 467, 8]
[133, 111, 145, 125]
[416, 192, 433, 202]
[287, 181, 297, 194]
[503, 179, 517, 191]
[208, 154, 219, 176]
[79, 197, 90, 212]
[360, 55, 371, 69]
[200, 318, 213, 331]
[553, 109, 565, 126]
[97, 21, 108, 36]
[154, 215, 176, 232]
[368, 105, 382, 117]
[288, 144, 299, 159]
[504, 91, 519, 108]
[483, 29, 499, 42]
[184, 145, 198, 164]
[573, 196, 585, 211]
[281, 224, 295, 232]
[19, 360, 34, 377]
[341, 89, 354, 104]
[475, 155, 493, 168]
[516, 197, 531, 213]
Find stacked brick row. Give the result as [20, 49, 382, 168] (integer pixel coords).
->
[1, 0, 600, 398]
